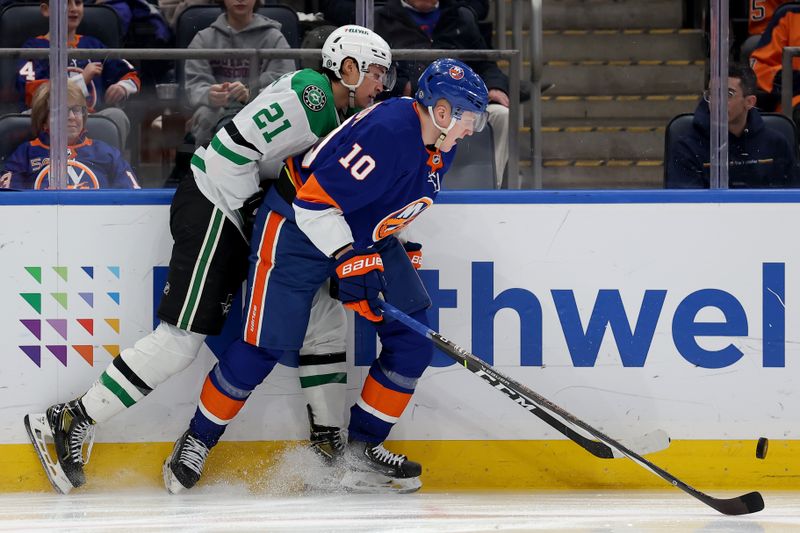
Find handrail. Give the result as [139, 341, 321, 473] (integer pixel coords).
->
[781, 46, 800, 117]
[530, 0, 543, 189]
[495, 0, 543, 188]
[0, 46, 520, 188]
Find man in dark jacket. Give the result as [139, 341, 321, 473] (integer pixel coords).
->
[666, 63, 800, 188]
[374, 0, 509, 187]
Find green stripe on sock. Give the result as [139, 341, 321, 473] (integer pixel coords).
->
[299, 372, 347, 388]
[100, 371, 136, 408]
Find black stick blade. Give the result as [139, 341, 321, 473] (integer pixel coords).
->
[707, 492, 764, 515]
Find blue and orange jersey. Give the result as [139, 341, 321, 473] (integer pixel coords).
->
[749, 0, 792, 35]
[750, 2, 800, 108]
[16, 34, 140, 110]
[285, 97, 455, 252]
[0, 132, 140, 190]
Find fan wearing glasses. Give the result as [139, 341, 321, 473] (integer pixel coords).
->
[0, 81, 140, 190]
[666, 63, 800, 188]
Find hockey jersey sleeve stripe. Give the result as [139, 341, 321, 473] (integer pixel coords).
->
[293, 204, 353, 257]
[210, 135, 250, 166]
[295, 174, 341, 210]
[294, 197, 332, 211]
[190, 153, 206, 173]
[119, 72, 141, 91]
[223, 122, 262, 155]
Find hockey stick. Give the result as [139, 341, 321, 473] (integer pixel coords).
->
[379, 302, 764, 516]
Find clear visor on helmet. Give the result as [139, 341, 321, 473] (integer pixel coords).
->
[365, 63, 397, 92]
[454, 109, 488, 133]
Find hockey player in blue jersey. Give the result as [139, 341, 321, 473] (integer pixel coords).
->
[175, 58, 489, 491]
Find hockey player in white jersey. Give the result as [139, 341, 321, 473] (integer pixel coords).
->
[23, 25, 396, 494]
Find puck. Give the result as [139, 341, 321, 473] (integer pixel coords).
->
[756, 437, 769, 459]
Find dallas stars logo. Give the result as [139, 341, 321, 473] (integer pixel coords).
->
[302, 85, 326, 112]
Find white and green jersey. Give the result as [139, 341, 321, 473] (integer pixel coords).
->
[190, 69, 341, 232]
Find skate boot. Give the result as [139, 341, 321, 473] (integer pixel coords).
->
[162, 429, 210, 494]
[307, 405, 344, 464]
[23, 399, 96, 494]
[340, 439, 423, 494]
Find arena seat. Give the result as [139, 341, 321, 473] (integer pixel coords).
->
[0, 3, 122, 48]
[0, 113, 123, 168]
[663, 112, 799, 186]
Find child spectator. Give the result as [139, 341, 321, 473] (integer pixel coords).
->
[1, 81, 140, 190]
[16, 0, 141, 145]
[184, 0, 294, 147]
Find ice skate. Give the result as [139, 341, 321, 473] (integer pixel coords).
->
[23, 399, 96, 494]
[301, 405, 348, 492]
[163, 429, 210, 494]
[307, 405, 344, 464]
[339, 440, 422, 494]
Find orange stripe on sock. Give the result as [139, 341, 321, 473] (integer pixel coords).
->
[244, 211, 284, 345]
[360, 374, 412, 419]
[199, 376, 245, 422]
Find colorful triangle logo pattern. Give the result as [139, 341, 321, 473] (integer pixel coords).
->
[18, 266, 121, 367]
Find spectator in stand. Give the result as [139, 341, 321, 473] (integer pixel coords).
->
[17, 0, 140, 146]
[321, 0, 488, 27]
[184, 0, 294, 147]
[95, 0, 172, 45]
[749, 0, 792, 36]
[374, 0, 508, 186]
[665, 63, 799, 189]
[740, 0, 792, 61]
[750, 2, 800, 116]
[0, 82, 140, 190]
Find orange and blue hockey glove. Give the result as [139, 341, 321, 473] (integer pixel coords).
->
[333, 249, 386, 323]
[403, 241, 422, 269]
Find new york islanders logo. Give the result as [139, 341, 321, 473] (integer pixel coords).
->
[34, 160, 100, 189]
[372, 197, 433, 241]
[449, 66, 464, 80]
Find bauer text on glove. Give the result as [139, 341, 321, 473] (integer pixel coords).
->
[333, 249, 386, 322]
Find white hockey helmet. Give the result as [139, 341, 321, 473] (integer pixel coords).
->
[322, 25, 396, 93]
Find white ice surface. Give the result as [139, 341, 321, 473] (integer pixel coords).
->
[0, 490, 798, 532]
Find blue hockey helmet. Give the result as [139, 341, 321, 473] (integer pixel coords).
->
[415, 58, 489, 133]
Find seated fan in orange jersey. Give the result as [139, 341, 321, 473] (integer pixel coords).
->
[0, 82, 139, 190]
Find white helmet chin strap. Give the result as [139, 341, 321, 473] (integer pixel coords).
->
[427, 105, 457, 150]
[340, 70, 366, 108]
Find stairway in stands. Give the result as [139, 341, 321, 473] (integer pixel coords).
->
[509, 0, 705, 188]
